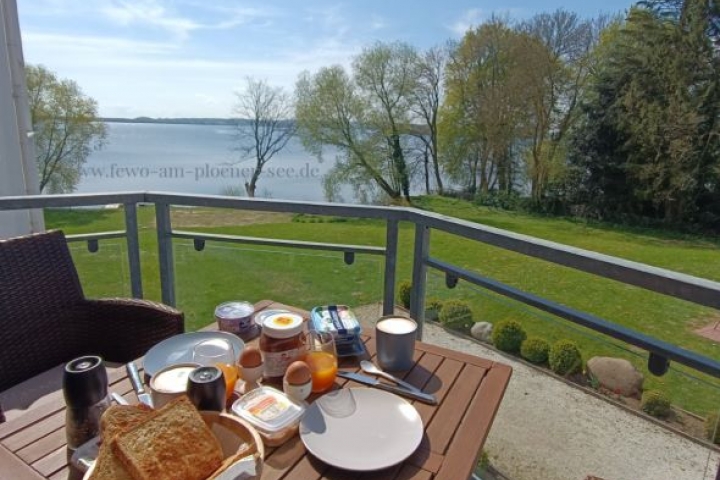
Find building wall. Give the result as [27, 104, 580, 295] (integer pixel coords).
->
[0, 0, 44, 239]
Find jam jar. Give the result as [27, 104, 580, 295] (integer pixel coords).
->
[259, 313, 306, 381]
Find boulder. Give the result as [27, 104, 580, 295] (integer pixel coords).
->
[470, 322, 493, 342]
[586, 356, 644, 397]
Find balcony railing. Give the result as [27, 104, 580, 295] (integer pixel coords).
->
[2, 191, 720, 479]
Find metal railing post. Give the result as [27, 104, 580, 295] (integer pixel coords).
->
[409, 223, 430, 339]
[155, 202, 176, 307]
[124, 202, 143, 298]
[382, 219, 399, 315]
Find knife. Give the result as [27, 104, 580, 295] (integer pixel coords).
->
[337, 371, 438, 405]
[126, 362, 154, 408]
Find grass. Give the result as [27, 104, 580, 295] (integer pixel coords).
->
[46, 196, 720, 416]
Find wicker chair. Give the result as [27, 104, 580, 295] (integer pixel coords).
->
[0, 230, 184, 420]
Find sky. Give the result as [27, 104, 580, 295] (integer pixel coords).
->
[18, 0, 633, 118]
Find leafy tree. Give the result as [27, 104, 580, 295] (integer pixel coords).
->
[442, 18, 532, 195]
[234, 77, 295, 197]
[26, 65, 106, 193]
[295, 42, 419, 202]
[518, 10, 605, 202]
[566, 2, 720, 226]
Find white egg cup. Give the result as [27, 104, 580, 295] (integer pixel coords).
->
[237, 364, 263, 395]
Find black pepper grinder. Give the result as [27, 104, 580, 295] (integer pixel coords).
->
[62, 356, 110, 450]
[186, 366, 226, 412]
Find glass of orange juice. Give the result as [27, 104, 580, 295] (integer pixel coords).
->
[304, 332, 338, 393]
[192, 339, 238, 401]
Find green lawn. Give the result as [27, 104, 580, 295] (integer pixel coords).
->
[45, 197, 720, 416]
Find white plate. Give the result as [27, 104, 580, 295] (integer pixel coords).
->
[143, 331, 244, 378]
[300, 388, 423, 471]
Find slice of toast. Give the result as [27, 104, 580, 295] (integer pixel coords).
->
[111, 396, 223, 480]
[89, 405, 153, 480]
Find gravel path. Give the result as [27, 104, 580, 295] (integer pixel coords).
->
[354, 305, 720, 480]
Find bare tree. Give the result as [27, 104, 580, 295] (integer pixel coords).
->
[411, 44, 448, 194]
[234, 77, 295, 197]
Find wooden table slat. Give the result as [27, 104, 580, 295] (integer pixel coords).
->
[434, 363, 513, 480]
[423, 364, 488, 455]
[31, 446, 67, 477]
[0, 443, 45, 480]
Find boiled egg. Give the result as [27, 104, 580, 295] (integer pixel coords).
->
[239, 346, 262, 368]
[284, 361, 312, 386]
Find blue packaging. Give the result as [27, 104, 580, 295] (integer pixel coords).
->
[309, 305, 362, 344]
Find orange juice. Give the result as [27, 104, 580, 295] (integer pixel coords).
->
[215, 363, 239, 400]
[305, 351, 338, 392]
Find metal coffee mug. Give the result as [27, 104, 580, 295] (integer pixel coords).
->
[186, 366, 226, 412]
[375, 316, 418, 371]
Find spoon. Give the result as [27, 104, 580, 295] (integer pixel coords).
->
[360, 360, 422, 393]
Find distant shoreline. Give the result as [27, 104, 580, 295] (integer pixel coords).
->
[101, 117, 253, 126]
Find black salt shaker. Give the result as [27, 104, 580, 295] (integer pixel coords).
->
[186, 366, 226, 412]
[62, 356, 110, 450]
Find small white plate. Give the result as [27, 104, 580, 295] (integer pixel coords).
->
[300, 388, 423, 471]
[143, 331, 244, 378]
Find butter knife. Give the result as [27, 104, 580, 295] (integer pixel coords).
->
[337, 371, 438, 405]
[126, 362, 153, 408]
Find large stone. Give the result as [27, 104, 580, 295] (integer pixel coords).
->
[586, 356, 644, 397]
[470, 322, 493, 342]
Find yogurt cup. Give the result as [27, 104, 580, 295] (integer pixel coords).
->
[215, 301, 257, 340]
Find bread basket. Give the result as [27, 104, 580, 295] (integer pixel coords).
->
[201, 411, 265, 479]
[83, 411, 264, 480]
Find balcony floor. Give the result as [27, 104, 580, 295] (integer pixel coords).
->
[354, 304, 720, 480]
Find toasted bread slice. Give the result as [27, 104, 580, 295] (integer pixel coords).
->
[101, 404, 153, 439]
[111, 396, 223, 480]
[89, 405, 153, 480]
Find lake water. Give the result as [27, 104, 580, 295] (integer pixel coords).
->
[77, 122, 342, 202]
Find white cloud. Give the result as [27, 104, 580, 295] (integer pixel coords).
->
[99, 0, 277, 39]
[448, 8, 484, 37]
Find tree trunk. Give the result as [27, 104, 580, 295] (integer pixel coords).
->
[391, 134, 411, 201]
[423, 148, 431, 195]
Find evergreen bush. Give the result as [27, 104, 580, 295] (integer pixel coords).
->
[491, 320, 527, 353]
[398, 281, 412, 309]
[641, 390, 672, 419]
[548, 340, 582, 376]
[438, 300, 474, 333]
[425, 298, 444, 322]
[520, 337, 550, 364]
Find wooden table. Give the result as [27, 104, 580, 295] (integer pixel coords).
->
[0, 300, 512, 480]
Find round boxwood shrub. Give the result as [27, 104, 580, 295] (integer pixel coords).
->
[438, 300, 474, 333]
[397, 281, 412, 309]
[520, 337, 550, 364]
[425, 298, 444, 322]
[641, 390, 672, 419]
[705, 413, 720, 444]
[491, 320, 527, 354]
[548, 340, 582, 376]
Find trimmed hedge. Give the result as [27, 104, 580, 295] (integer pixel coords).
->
[548, 340, 582, 376]
[520, 337, 550, 364]
[491, 320, 526, 353]
[438, 300, 474, 333]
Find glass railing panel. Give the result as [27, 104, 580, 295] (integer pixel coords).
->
[422, 269, 720, 480]
[173, 241, 384, 332]
[68, 240, 130, 298]
[427, 234, 720, 370]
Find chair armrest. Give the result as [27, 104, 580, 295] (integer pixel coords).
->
[73, 298, 184, 363]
